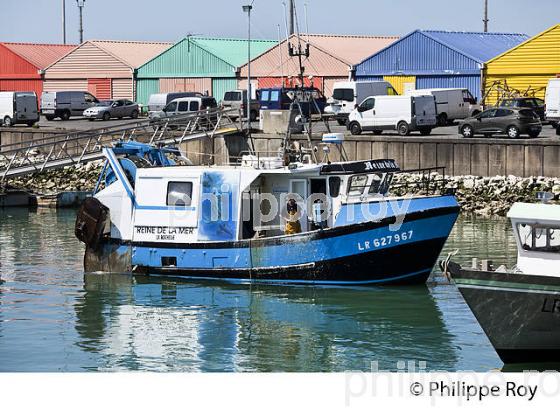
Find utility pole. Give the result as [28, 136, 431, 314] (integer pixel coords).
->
[243, 4, 253, 137]
[62, 0, 66, 44]
[77, 0, 86, 43]
[483, 0, 489, 32]
[288, 0, 295, 35]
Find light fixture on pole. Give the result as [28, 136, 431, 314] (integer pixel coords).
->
[242, 3, 253, 136]
[76, 0, 86, 43]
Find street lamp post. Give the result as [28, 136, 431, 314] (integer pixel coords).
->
[242, 4, 253, 136]
[77, 0, 86, 43]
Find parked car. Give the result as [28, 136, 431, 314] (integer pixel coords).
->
[147, 92, 204, 116]
[545, 78, 560, 128]
[406, 88, 481, 125]
[347, 95, 437, 136]
[0, 91, 39, 127]
[458, 108, 542, 138]
[41, 91, 99, 121]
[83, 99, 140, 121]
[220, 90, 259, 121]
[498, 97, 545, 122]
[149, 96, 218, 120]
[325, 81, 397, 125]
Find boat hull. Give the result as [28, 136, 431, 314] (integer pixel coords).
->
[447, 261, 560, 364]
[86, 203, 459, 286]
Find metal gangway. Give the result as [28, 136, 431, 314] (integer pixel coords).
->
[0, 107, 243, 181]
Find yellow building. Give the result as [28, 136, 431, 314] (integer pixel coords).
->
[484, 24, 560, 105]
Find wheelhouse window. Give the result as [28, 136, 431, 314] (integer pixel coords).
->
[517, 223, 560, 253]
[167, 182, 193, 207]
[270, 90, 280, 102]
[348, 175, 369, 196]
[368, 173, 384, 194]
[329, 177, 341, 197]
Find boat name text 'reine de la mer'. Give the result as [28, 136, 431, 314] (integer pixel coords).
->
[135, 226, 195, 235]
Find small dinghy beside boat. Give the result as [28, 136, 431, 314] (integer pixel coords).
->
[76, 140, 459, 286]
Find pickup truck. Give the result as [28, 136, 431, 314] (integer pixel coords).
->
[221, 90, 259, 121]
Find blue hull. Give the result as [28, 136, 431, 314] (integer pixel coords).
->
[86, 196, 460, 286]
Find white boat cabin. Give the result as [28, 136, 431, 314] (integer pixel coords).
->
[508, 202, 560, 277]
[95, 146, 401, 244]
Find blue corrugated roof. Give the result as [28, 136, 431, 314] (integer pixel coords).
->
[420, 30, 529, 63]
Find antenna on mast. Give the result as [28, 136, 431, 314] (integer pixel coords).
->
[483, 0, 489, 32]
[288, 0, 295, 35]
[304, 2, 310, 44]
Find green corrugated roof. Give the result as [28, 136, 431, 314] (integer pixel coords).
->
[137, 37, 276, 78]
[191, 37, 276, 67]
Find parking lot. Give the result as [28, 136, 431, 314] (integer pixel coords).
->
[1, 115, 558, 141]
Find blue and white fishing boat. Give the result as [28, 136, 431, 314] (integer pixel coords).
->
[75, 140, 459, 285]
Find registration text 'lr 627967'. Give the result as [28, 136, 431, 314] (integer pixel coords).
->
[357, 230, 414, 251]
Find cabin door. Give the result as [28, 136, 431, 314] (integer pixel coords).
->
[289, 179, 308, 232]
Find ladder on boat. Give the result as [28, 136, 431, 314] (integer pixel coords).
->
[0, 108, 242, 181]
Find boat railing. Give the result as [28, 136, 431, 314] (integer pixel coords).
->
[392, 166, 451, 196]
[233, 150, 285, 168]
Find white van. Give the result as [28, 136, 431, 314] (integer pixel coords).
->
[325, 81, 397, 125]
[406, 88, 481, 125]
[41, 91, 99, 121]
[147, 92, 204, 116]
[148, 96, 218, 120]
[0, 92, 39, 127]
[545, 78, 560, 128]
[347, 95, 437, 136]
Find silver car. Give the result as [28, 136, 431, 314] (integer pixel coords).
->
[83, 99, 139, 121]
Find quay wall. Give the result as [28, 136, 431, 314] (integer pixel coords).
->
[213, 134, 560, 178]
[3, 129, 560, 178]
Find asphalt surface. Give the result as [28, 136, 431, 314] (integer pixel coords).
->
[3, 115, 559, 140]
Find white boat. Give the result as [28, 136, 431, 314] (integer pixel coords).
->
[444, 202, 560, 363]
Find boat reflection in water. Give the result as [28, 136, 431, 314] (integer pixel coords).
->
[75, 273, 459, 372]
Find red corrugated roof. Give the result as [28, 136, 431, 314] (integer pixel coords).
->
[1, 42, 77, 69]
[240, 34, 399, 77]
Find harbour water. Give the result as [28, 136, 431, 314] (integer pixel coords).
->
[0, 209, 520, 372]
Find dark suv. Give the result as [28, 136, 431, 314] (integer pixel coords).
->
[459, 107, 542, 138]
[499, 97, 545, 121]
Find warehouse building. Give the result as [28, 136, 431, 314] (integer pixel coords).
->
[484, 24, 560, 105]
[0, 42, 75, 96]
[136, 37, 276, 105]
[43, 40, 171, 101]
[239, 34, 399, 97]
[355, 30, 528, 98]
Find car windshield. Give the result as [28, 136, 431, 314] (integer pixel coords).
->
[96, 101, 113, 107]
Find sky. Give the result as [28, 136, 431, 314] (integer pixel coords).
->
[0, 0, 557, 44]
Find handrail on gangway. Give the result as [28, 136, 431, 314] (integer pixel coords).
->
[0, 107, 243, 181]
